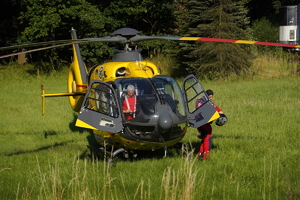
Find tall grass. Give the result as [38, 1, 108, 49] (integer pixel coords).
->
[0, 56, 300, 199]
[249, 51, 299, 79]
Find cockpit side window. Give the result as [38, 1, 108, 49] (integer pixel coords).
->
[183, 78, 208, 113]
[84, 83, 119, 118]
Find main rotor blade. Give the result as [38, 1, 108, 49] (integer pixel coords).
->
[0, 42, 78, 59]
[0, 36, 127, 51]
[0, 39, 82, 51]
[130, 35, 300, 48]
[0, 36, 128, 59]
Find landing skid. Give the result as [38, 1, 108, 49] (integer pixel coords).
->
[87, 145, 129, 168]
[87, 142, 190, 168]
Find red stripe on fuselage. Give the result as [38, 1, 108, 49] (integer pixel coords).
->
[77, 85, 87, 88]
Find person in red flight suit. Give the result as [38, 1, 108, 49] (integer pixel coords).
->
[196, 89, 224, 160]
[122, 85, 137, 120]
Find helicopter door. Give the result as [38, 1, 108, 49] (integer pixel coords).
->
[182, 74, 220, 128]
[75, 80, 123, 133]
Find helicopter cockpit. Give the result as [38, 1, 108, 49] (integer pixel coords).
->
[76, 74, 219, 143]
[76, 75, 188, 140]
[114, 76, 188, 141]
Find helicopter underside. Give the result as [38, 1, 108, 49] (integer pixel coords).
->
[92, 125, 187, 151]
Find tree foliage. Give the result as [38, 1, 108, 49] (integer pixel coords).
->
[251, 17, 279, 52]
[16, 0, 116, 68]
[98, 0, 176, 35]
[0, 0, 176, 68]
[0, 0, 297, 77]
[96, 0, 177, 59]
[175, 0, 253, 79]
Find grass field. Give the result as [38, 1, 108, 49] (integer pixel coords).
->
[0, 62, 300, 200]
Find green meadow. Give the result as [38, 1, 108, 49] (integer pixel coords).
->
[0, 56, 300, 199]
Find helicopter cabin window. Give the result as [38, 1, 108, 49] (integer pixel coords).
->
[84, 83, 119, 118]
[152, 76, 186, 117]
[184, 77, 208, 113]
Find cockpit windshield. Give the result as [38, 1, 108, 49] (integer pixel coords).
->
[151, 76, 186, 117]
[116, 77, 186, 120]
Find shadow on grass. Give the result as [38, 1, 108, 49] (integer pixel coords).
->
[213, 135, 245, 139]
[189, 139, 220, 153]
[5, 140, 75, 156]
[4, 113, 98, 157]
[69, 113, 99, 148]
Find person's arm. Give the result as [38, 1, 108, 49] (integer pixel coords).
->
[213, 103, 223, 114]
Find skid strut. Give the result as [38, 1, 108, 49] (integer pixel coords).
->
[87, 145, 128, 167]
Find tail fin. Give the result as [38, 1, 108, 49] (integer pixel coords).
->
[68, 28, 88, 112]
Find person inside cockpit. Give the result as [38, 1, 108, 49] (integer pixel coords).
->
[122, 85, 137, 120]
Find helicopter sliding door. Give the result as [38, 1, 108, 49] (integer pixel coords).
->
[182, 74, 220, 128]
[75, 80, 123, 133]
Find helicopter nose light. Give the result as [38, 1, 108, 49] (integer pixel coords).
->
[158, 112, 173, 130]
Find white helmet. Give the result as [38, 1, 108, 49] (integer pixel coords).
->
[215, 114, 228, 126]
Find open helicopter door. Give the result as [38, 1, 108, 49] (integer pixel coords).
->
[182, 74, 220, 128]
[75, 80, 123, 133]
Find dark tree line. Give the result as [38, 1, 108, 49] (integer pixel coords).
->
[0, 0, 298, 78]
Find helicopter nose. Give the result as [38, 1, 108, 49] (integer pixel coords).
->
[158, 111, 173, 130]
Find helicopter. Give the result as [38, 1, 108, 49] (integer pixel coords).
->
[1, 28, 299, 165]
